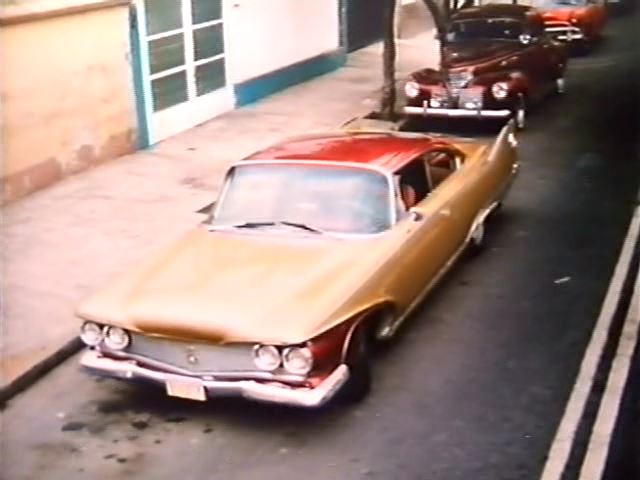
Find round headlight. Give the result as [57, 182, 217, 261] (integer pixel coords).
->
[80, 322, 104, 346]
[404, 81, 420, 98]
[253, 345, 281, 371]
[282, 346, 314, 375]
[103, 326, 131, 350]
[491, 82, 509, 100]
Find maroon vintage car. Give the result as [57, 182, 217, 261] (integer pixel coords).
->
[403, 4, 568, 129]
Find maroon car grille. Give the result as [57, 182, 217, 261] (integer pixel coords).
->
[446, 70, 473, 96]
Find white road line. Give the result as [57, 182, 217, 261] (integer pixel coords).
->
[540, 199, 640, 480]
[578, 267, 640, 480]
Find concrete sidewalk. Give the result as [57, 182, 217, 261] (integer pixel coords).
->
[0, 28, 439, 399]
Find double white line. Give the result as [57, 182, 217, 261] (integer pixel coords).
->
[540, 198, 640, 480]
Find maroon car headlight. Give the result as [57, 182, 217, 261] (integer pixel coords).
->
[282, 346, 314, 375]
[491, 82, 510, 100]
[404, 81, 420, 98]
[80, 321, 104, 347]
[103, 326, 131, 350]
[253, 344, 281, 371]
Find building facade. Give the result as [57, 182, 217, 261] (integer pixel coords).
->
[131, 0, 346, 145]
[1, 0, 138, 203]
[1, 0, 397, 203]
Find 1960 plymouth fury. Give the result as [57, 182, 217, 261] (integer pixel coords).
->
[77, 122, 519, 408]
[403, 4, 568, 130]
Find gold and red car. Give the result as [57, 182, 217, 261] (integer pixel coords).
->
[77, 122, 519, 408]
[403, 4, 568, 130]
[534, 0, 607, 48]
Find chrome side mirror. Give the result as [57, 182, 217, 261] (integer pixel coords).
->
[409, 210, 424, 222]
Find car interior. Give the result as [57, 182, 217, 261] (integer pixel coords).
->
[395, 150, 462, 211]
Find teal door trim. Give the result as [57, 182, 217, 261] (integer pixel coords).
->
[129, 1, 154, 147]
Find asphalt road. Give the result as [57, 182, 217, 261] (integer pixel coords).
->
[2, 12, 639, 480]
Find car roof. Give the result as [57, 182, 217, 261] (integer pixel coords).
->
[243, 131, 452, 172]
[452, 4, 535, 21]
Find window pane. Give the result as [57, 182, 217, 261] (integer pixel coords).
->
[196, 59, 226, 96]
[148, 33, 185, 74]
[193, 23, 224, 61]
[152, 71, 188, 111]
[192, 0, 222, 24]
[145, 0, 182, 35]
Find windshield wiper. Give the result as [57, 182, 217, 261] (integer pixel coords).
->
[279, 221, 324, 233]
[232, 221, 324, 234]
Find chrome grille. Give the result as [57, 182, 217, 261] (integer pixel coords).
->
[446, 70, 473, 96]
[126, 333, 255, 373]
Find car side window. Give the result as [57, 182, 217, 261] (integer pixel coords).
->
[423, 151, 459, 190]
[396, 159, 430, 211]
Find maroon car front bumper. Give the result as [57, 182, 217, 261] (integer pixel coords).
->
[403, 103, 511, 119]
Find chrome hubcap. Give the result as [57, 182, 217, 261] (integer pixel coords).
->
[516, 107, 526, 129]
[471, 222, 485, 246]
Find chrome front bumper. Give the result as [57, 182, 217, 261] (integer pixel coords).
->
[80, 349, 350, 408]
[545, 26, 585, 41]
[404, 105, 511, 118]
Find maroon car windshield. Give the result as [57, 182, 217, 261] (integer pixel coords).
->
[447, 18, 524, 42]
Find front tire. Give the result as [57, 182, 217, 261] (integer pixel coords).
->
[335, 327, 371, 404]
[513, 96, 527, 130]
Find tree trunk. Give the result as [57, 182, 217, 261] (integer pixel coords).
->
[378, 0, 451, 119]
[420, 0, 448, 74]
[380, 0, 397, 121]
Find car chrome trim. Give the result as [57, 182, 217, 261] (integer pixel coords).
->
[94, 349, 307, 383]
[403, 106, 512, 118]
[544, 26, 585, 40]
[80, 350, 349, 408]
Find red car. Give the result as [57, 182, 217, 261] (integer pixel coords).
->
[403, 4, 568, 130]
[535, 0, 607, 49]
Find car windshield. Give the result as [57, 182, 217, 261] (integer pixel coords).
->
[447, 18, 524, 42]
[210, 163, 393, 235]
[532, 0, 588, 7]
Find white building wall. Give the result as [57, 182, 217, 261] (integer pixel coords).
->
[225, 0, 340, 84]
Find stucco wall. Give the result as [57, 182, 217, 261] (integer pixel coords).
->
[0, 2, 137, 203]
[225, 0, 340, 84]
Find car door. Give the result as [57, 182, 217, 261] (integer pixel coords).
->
[380, 152, 467, 313]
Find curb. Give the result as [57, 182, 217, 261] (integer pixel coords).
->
[0, 336, 83, 409]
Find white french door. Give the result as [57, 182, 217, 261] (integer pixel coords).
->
[135, 0, 234, 143]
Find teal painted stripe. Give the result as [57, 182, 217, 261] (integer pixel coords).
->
[234, 48, 346, 107]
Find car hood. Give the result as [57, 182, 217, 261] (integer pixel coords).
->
[76, 228, 392, 345]
[443, 40, 522, 68]
[541, 8, 582, 22]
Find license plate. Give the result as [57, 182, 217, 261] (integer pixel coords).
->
[165, 375, 207, 401]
